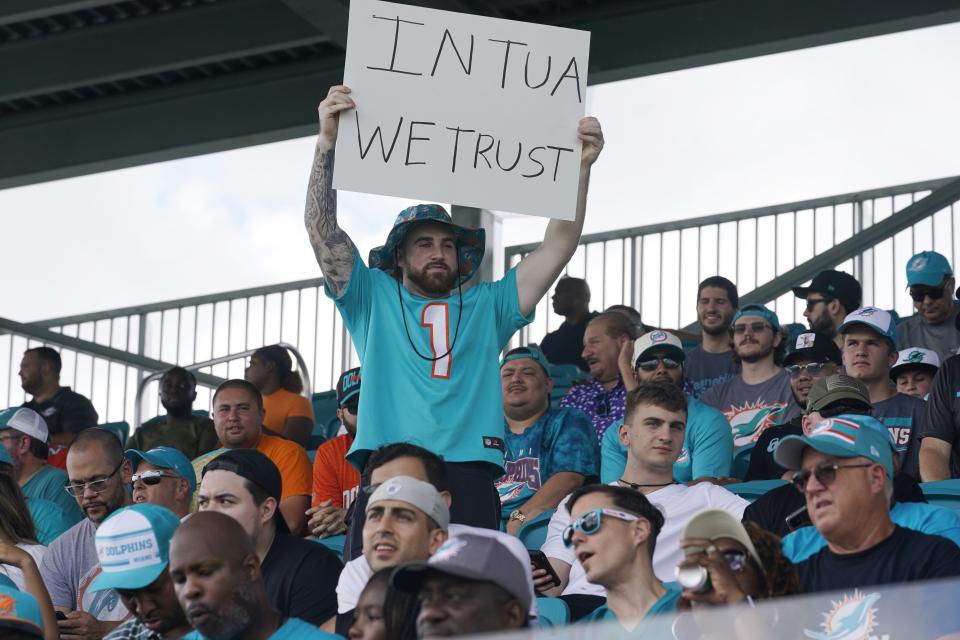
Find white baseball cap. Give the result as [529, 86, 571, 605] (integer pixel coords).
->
[631, 330, 685, 369]
[0, 407, 48, 443]
[890, 347, 940, 380]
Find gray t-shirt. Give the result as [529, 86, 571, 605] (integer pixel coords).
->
[683, 346, 740, 399]
[897, 309, 960, 363]
[701, 369, 801, 453]
[39, 518, 129, 621]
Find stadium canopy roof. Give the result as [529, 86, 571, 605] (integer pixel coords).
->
[2, 0, 960, 190]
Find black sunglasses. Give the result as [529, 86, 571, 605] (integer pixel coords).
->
[636, 357, 681, 372]
[342, 398, 360, 414]
[805, 297, 832, 311]
[595, 393, 610, 417]
[909, 286, 946, 302]
[791, 461, 874, 493]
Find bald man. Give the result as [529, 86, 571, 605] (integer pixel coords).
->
[169, 511, 338, 639]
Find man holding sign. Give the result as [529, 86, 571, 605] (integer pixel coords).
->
[303, 83, 602, 541]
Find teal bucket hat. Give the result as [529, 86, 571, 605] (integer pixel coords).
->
[368, 204, 485, 286]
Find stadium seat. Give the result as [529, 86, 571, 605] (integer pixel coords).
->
[99, 421, 130, 446]
[920, 480, 960, 512]
[313, 533, 347, 561]
[518, 509, 555, 551]
[549, 364, 583, 407]
[725, 479, 788, 502]
[309, 390, 340, 449]
[730, 445, 755, 481]
[536, 597, 570, 627]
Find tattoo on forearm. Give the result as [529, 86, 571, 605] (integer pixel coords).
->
[304, 147, 356, 296]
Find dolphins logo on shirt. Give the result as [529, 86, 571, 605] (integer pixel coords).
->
[804, 591, 881, 640]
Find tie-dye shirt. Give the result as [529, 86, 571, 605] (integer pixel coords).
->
[559, 377, 627, 441]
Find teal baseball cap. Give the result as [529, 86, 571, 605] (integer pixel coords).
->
[837, 306, 897, 344]
[500, 345, 551, 376]
[774, 414, 894, 478]
[0, 438, 12, 466]
[125, 446, 197, 493]
[0, 585, 44, 638]
[89, 504, 181, 593]
[732, 303, 781, 333]
[906, 251, 952, 288]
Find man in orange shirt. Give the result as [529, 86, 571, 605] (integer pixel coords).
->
[192, 379, 312, 535]
[308, 368, 362, 538]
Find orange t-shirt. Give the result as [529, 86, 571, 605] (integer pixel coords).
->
[256, 434, 312, 500]
[262, 389, 314, 433]
[312, 434, 361, 509]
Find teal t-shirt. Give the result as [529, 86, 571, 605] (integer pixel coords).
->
[782, 502, 960, 563]
[600, 397, 733, 483]
[22, 464, 84, 527]
[582, 585, 681, 628]
[26, 497, 73, 545]
[328, 250, 533, 473]
[184, 617, 339, 639]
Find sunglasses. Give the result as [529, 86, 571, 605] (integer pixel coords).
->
[595, 393, 610, 417]
[732, 322, 770, 335]
[909, 287, 946, 302]
[64, 460, 124, 497]
[562, 508, 638, 548]
[131, 470, 178, 486]
[784, 362, 829, 378]
[805, 297, 832, 311]
[791, 461, 874, 493]
[342, 398, 359, 415]
[636, 357, 681, 372]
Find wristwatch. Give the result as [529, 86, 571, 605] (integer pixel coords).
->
[509, 510, 527, 524]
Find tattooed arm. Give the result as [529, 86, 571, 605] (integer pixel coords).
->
[304, 85, 358, 297]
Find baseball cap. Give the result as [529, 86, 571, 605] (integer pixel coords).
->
[890, 347, 941, 380]
[837, 307, 897, 344]
[805, 374, 871, 414]
[89, 504, 180, 592]
[336, 368, 362, 407]
[0, 407, 48, 443]
[792, 270, 862, 311]
[500, 345, 551, 376]
[632, 330, 685, 368]
[392, 534, 532, 613]
[732, 304, 781, 333]
[367, 475, 450, 529]
[774, 414, 894, 478]
[126, 446, 197, 493]
[681, 509, 763, 570]
[0, 585, 44, 638]
[906, 251, 952, 288]
[202, 449, 289, 534]
[783, 332, 842, 367]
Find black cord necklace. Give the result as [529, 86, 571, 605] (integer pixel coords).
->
[618, 478, 676, 490]
[397, 246, 465, 362]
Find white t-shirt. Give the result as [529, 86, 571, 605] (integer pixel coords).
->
[541, 482, 749, 596]
[0, 543, 46, 592]
[336, 523, 538, 618]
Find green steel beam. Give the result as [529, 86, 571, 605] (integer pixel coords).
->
[0, 0, 115, 25]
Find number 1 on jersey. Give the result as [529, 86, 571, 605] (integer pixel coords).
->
[421, 303, 451, 378]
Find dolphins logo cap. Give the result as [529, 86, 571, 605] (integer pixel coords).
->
[732, 304, 781, 333]
[0, 585, 44, 638]
[774, 414, 894, 478]
[89, 503, 181, 592]
[125, 446, 197, 493]
[632, 330, 685, 368]
[500, 345, 551, 376]
[889, 347, 940, 380]
[0, 407, 48, 443]
[905, 250, 952, 288]
[367, 475, 450, 529]
[336, 367, 362, 407]
[837, 307, 897, 345]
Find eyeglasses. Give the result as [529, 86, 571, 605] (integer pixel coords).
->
[636, 357, 681, 372]
[909, 287, 946, 302]
[64, 460, 124, 497]
[805, 297, 832, 311]
[562, 508, 639, 548]
[791, 461, 875, 493]
[343, 398, 359, 415]
[595, 393, 610, 417]
[784, 362, 829, 378]
[131, 470, 179, 486]
[732, 322, 770, 335]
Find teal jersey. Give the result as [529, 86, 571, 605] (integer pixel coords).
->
[26, 497, 73, 545]
[328, 250, 533, 473]
[582, 585, 680, 627]
[184, 618, 339, 639]
[600, 397, 733, 483]
[782, 502, 960, 563]
[22, 465, 84, 527]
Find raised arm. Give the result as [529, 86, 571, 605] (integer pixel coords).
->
[304, 85, 358, 297]
[515, 117, 604, 316]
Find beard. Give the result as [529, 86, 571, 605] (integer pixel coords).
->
[406, 262, 458, 296]
[193, 581, 258, 640]
[736, 341, 774, 363]
[809, 310, 836, 336]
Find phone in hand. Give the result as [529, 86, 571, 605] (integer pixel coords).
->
[785, 505, 811, 532]
[529, 550, 561, 589]
[55, 611, 67, 621]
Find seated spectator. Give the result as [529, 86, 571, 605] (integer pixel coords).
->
[684, 277, 740, 399]
[839, 307, 927, 476]
[891, 347, 940, 399]
[538, 382, 747, 620]
[0, 469, 46, 592]
[701, 304, 800, 471]
[40, 428, 132, 636]
[496, 346, 597, 534]
[0, 406, 83, 528]
[745, 332, 841, 481]
[88, 504, 190, 640]
[19, 346, 98, 449]
[308, 367, 362, 539]
[540, 277, 597, 371]
[560, 312, 638, 441]
[774, 414, 960, 592]
[566, 485, 680, 629]
[245, 345, 314, 447]
[197, 448, 342, 629]
[603, 331, 733, 483]
[192, 379, 312, 535]
[792, 270, 862, 350]
[392, 534, 531, 637]
[919, 347, 960, 481]
[127, 367, 219, 460]
[0, 583, 55, 640]
[898, 250, 960, 362]
[348, 568, 391, 640]
[126, 446, 196, 519]
[169, 511, 337, 639]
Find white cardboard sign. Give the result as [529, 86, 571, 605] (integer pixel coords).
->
[333, 0, 590, 220]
